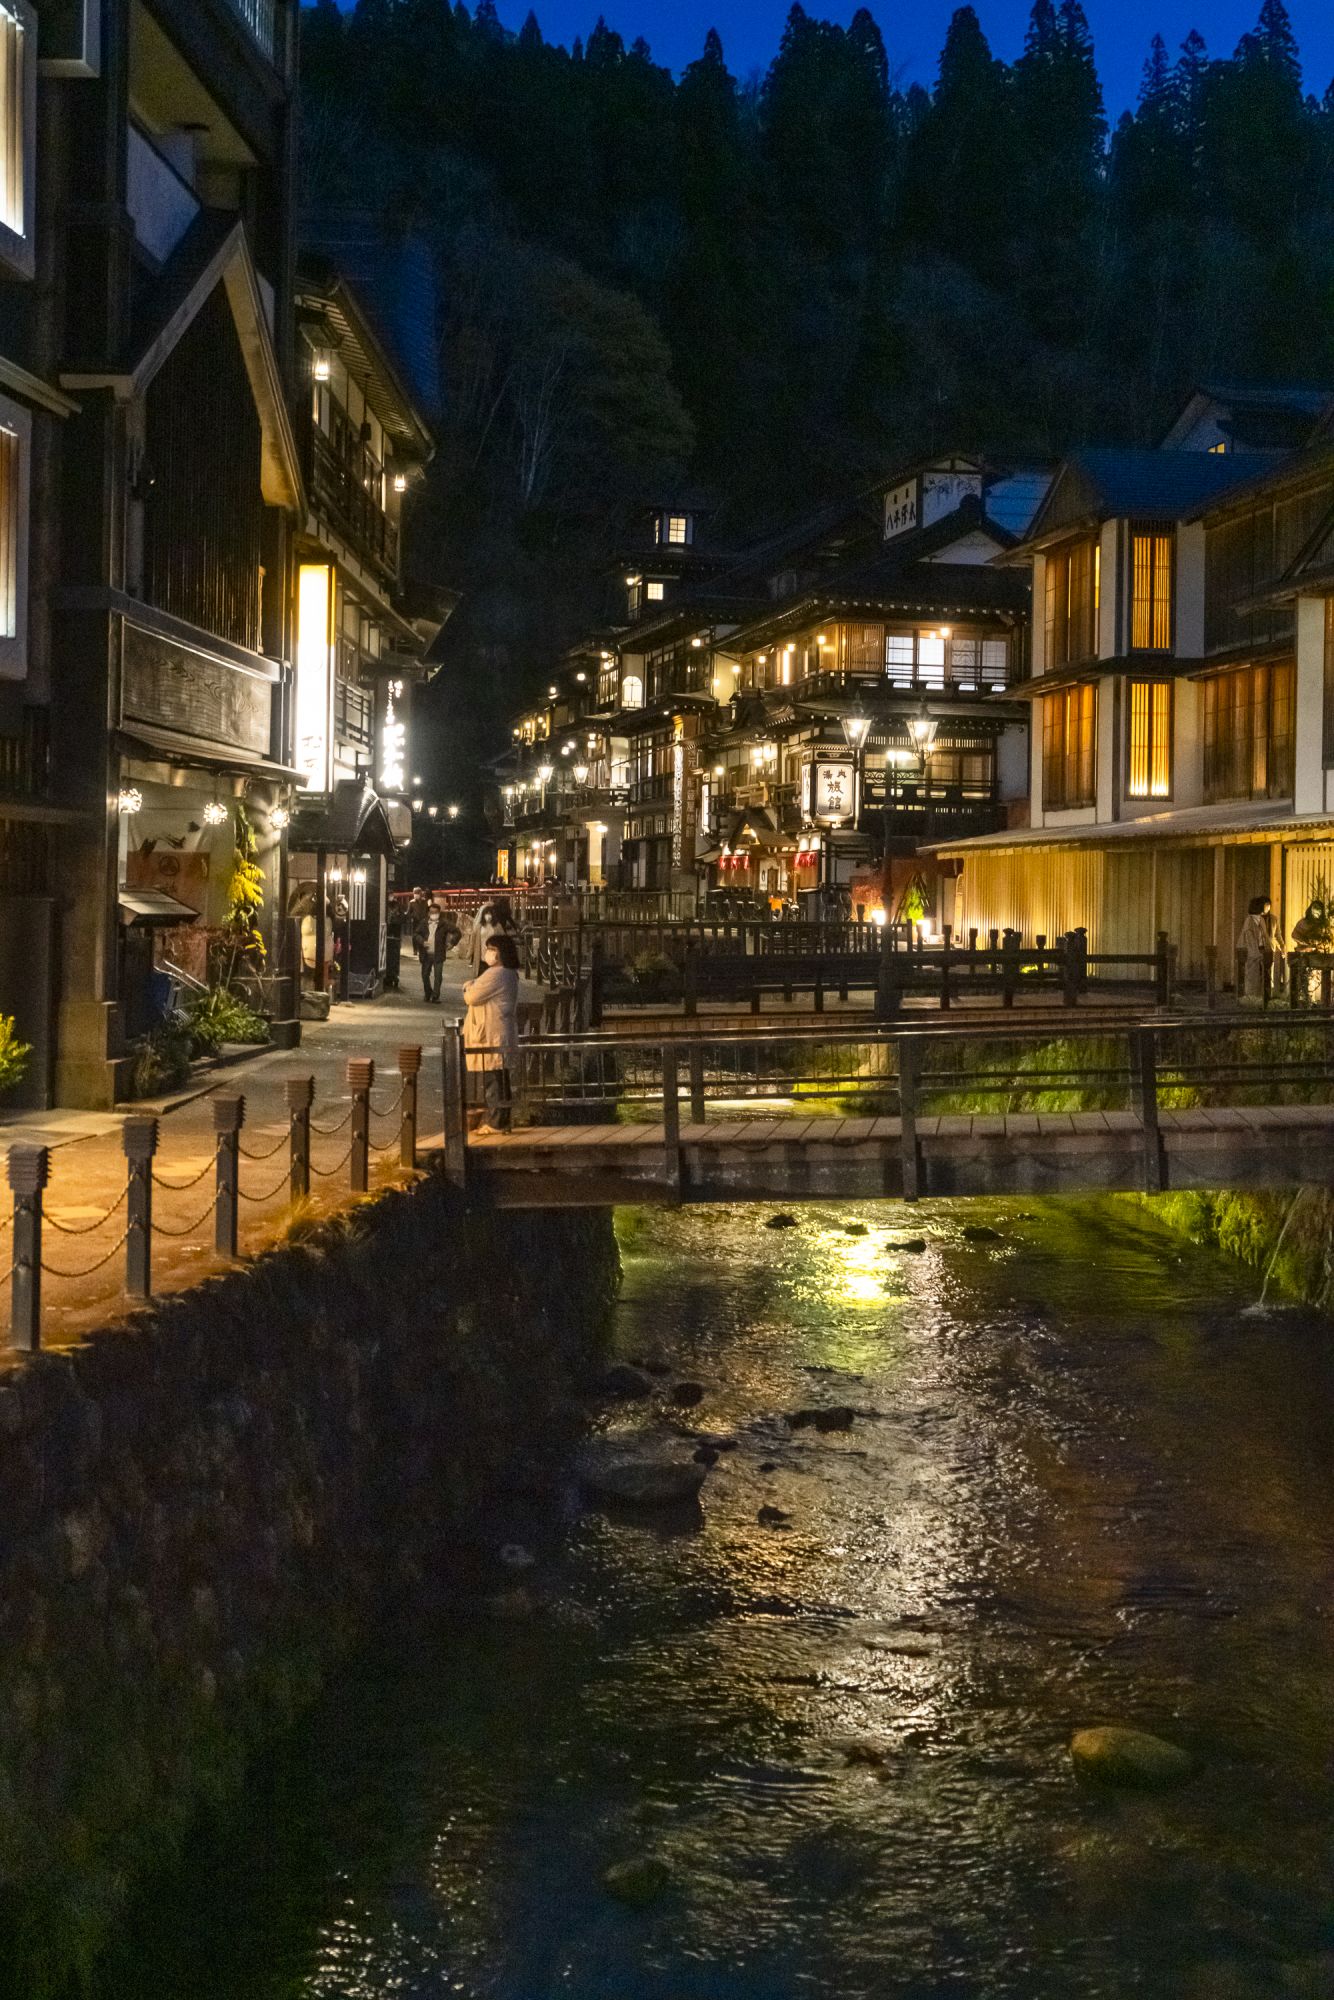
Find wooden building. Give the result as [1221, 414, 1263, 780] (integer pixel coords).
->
[937, 419, 1334, 981]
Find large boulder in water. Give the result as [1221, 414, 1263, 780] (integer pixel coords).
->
[1070, 1725, 1192, 1789]
[579, 1447, 708, 1509]
[603, 1856, 670, 1906]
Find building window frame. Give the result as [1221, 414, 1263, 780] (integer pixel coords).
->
[1130, 526, 1174, 652]
[1042, 682, 1097, 810]
[0, 387, 31, 680]
[0, 0, 34, 282]
[1202, 660, 1295, 803]
[1043, 538, 1100, 673]
[1126, 678, 1173, 800]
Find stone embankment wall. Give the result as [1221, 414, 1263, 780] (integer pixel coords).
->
[1142, 1186, 1334, 1307]
[0, 1182, 618, 1999]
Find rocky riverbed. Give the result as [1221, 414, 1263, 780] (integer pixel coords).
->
[99, 1195, 1334, 2000]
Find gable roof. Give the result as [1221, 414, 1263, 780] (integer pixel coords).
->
[1161, 384, 1334, 453]
[1019, 448, 1278, 549]
[62, 213, 303, 514]
[297, 254, 436, 463]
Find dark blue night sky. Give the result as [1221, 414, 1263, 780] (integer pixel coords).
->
[337, 0, 1334, 106]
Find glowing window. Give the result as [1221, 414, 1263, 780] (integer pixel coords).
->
[1127, 680, 1172, 798]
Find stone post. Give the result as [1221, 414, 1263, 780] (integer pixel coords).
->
[122, 1115, 158, 1300]
[286, 1075, 313, 1202]
[398, 1045, 422, 1171]
[7, 1144, 48, 1352]
[347, 1057, 374, 1194]
[213, 1094, 245, 1258]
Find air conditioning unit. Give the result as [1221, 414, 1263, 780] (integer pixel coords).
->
[39, 0, 100, 76]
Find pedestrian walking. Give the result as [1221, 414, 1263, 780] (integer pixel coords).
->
[1238, 894, 1284, 1002]
[462, 932, 520, 1132]
[427, 900, 461, 1001]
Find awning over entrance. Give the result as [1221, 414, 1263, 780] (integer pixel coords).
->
[288, 778, 398, 859]
[117, 725, 304, 785]
[928, 799, 1334, 858]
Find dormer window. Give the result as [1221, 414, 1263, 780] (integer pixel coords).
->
[646, 580, 665, 602]
[655, 511, 692, 547]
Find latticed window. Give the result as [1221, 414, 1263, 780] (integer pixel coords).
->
[1044, 539, 1100, 671]
[842, 622, 884, 674]
[1042, 684, 1097, 809]
[0, 0, 33, 277]
[1202, 661, 1294, 802]
[1131, 530, 1173, 651]
[1127, 680, 1172, 798]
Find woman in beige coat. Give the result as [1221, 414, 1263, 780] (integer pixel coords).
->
[462, 932, 520, 1132]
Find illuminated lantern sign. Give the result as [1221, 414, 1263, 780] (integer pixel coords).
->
[295, 563, 334, 792]
[805, 754, 857, 825]
[379, 679, 407, 794]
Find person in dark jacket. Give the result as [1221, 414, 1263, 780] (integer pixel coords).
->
[427, 900, 461, 1001]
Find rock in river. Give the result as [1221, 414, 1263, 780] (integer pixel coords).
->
[602, 1856, 670, 1907]
[757, 1504, 792, 1528]
[671, 1381, 706, 1407]
[788, 1406, 856, 1432]
[766, 1214, 798, 1230]
[892, 1238, 928, 1254]
[961, 1224, 1001, 1243]
[579, 1448, 708, 1510]
[1070, 1725, 1193, 1789]
[600, 1363, 655, 1400]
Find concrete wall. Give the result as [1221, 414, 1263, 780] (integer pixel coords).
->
[0, 1180, 618, 1996]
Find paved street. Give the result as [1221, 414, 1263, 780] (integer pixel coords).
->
[0, 973, 480, 1354]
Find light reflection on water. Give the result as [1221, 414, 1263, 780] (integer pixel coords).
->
[100, 1198, 1334, 2000]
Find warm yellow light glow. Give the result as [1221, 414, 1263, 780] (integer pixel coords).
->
[295, 563, 334, 791]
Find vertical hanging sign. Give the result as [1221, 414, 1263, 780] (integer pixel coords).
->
[295, 563, 334, 792]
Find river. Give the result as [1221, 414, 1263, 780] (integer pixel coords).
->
[100, 1198, 1334, 1999]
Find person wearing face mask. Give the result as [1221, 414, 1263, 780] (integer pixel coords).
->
[461, 932, 521, 1133]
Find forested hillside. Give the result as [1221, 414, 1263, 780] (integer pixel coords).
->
[300, 0, 1334, 712]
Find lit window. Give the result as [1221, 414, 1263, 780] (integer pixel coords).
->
[1042, 684, 1097, 809]
[666, 514, 689, 545]
[1127, 680, 1172, 799]
[621, 675, 644, 709]
[646, 580, 665, 602]
[0, 0, 34, 279]
[0, 388, 30, 677]
[981, 638, 1008, 674]
[1131, 530, 1173, 651]
[918, 633, 946, 669]
[1209, 441, 1227, 454]
[885, 633, 913, 669]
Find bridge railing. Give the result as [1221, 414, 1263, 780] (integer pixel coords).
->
[479, 1010, 1334, 1133]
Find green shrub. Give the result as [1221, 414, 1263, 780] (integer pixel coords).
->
[184, 987, 269, 1056]
[0, 1014, 30, 1099]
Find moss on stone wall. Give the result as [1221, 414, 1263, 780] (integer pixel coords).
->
[0, 1181, 618, 2000]
[1137, 1185, 1334, 1309]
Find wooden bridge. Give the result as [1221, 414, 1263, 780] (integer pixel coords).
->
[433, 1014, 1334, 1210]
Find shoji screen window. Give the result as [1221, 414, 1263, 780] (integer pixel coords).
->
[1131, 528, 1173, 652]
[0, 0, 34, 279]
[1127, 680, 1172, 799]
[0, 389, 30, 678]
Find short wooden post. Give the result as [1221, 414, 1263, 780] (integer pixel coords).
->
[1059, 937, 1078, 1008]
[689, 1042, 706, 1124]
[8, 1143, 48, 1352]
[1204, 944, 1219, 1010]
[661, 1042, 682, 1201]
[940, 924, 952, 1011]
[212, 1093, 244, 1259]
[286, 1075, 313, 1202]
[347, 1057, 374, 1193]
[897, 1036, 922, 1202]
[876, 920, 900, 1020]
[122, 1115, 157, 1300]
[590, 933, 605, 1028]
[442, 1025, 468, 1190]
[1155, 931, 1171, 1008]
[398, 1045, 421, 1170]
[1001, 930, 1020, 1009]
[1132, 1025, 1164, 1193]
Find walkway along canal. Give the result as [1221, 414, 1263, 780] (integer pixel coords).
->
[97, 1194, 1334, 2000]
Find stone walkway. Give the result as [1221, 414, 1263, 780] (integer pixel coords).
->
[0, 972, 481, 1353]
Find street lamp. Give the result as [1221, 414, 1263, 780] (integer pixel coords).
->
[840, 709, 873, 890]
[907, 699, 938, 757]
[573, 764, 589, 786]
[447, 803, 460, 820]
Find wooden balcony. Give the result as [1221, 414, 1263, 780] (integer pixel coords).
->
[309, 427, 400, 583]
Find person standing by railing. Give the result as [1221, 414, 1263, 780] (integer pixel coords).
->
[463, 933, 520, 1133]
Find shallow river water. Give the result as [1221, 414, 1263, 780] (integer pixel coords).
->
[103, 1198, 1334, 1999]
